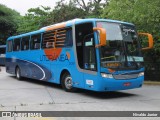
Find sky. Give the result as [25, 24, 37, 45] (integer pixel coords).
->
[0, 0, 58, 15]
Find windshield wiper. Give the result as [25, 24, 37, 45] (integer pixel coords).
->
[130, 56, 139, 69]
[122, 41, 128, 67]
[130, 41, 140, 69]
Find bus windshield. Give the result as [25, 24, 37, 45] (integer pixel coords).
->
[97, 22, 143, 70]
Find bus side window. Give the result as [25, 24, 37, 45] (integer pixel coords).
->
[56, 28, 72, 48]
[55, 29, 66, 48]
[42, 31, 55, 49]
[7, 41, 13, 52]
[31, 34, 41, 50]
[21, 36, 30, 51]
[13, 38, 21, 51]
[65, 29, 73, 47]
[42, 28, 72, 49]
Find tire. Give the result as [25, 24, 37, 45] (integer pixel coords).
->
[61, 72, 77, 92]
[15, 67, 22, 80]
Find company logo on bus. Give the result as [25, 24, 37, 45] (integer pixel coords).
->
[40, 51, 70, 62]
[40, 53, 70, 62]
[40, 48, 71, 62]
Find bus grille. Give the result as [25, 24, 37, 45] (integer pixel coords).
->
[113, 73, 139, 80]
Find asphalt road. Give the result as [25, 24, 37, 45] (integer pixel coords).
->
[0, 67, 160, 120]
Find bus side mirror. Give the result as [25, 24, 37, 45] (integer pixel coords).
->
[138, 33, 153, 50]
[93, 27, 106, 48]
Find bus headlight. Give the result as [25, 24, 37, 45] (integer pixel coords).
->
[138, 72, 144, 77]
[101, 73, 113, 78]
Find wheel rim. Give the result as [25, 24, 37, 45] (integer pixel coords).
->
[16, 68, 20, 79]
[64, 76, 73, 90]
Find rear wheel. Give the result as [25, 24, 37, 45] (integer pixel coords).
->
[16, 67, 22, 80]
[61, 72, 77, 92]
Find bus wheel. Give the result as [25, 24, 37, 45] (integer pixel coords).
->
[61, 73, 77, 92]
[16, 67, 22, 80]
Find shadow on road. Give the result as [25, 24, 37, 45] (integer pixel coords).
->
[78, 90, 137, 99]
[9, 76, 138, 99]
[10, 75, 62, 89]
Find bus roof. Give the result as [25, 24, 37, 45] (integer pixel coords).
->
[7, 29, 45, 40]
[7, 18, 134, 40]
[41, 18, 134, 30]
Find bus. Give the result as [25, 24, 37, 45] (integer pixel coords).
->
[5, 18, 153, 92]
[0, 45, 6, 66]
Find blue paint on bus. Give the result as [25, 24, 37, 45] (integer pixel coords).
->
[6, 18, 145, 92]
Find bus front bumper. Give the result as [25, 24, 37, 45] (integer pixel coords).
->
[85, 76, 144, 92]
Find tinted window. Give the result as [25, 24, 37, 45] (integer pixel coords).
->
[42, 31, 55, 49]
[56, 28, 73, 48]
[42, 28, 72, 49]
[13, 38, 21, 51]
[30, 34, 41, 50]
[65, 29, 73, 47]
[56, 29, 66, 48]
[7, 41, 13, 52]
[21, 36, 30, 50]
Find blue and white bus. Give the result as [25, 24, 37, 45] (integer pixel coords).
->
[6, 18, 153, 92]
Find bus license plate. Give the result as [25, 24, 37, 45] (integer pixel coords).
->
[123, 82, 131, 86]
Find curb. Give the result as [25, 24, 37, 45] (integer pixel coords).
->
[144, 81, 160, 86]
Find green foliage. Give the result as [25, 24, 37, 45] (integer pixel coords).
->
[1, 0, 160, 78]
[17, 6, 52, 34]
[101, 0, 160, 62]
[17, 0, 87, 34]
[0, 4, 20, 44]
[52, 1, 86, 23]
[72, 0, 108, 17]
[3, 0, 159, 63]
[102, 0, 135, 21]
[17, 0, 108, 35]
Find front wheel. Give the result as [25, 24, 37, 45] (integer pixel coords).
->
[16, 67, 22, 80]
[61, 73, 77, 92]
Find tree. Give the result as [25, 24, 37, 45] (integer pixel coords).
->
[17, 6, 52, 34]
[17, 1, 86, 34]
[101, 0, 160, 57]
[0, 4, 20, 44]
[72, 0, 109, 17]
[55, 0, 109, 18]
[102, 0, 135, 21]
[51, 0, 86, 23]
[17, 0, 109, 34]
